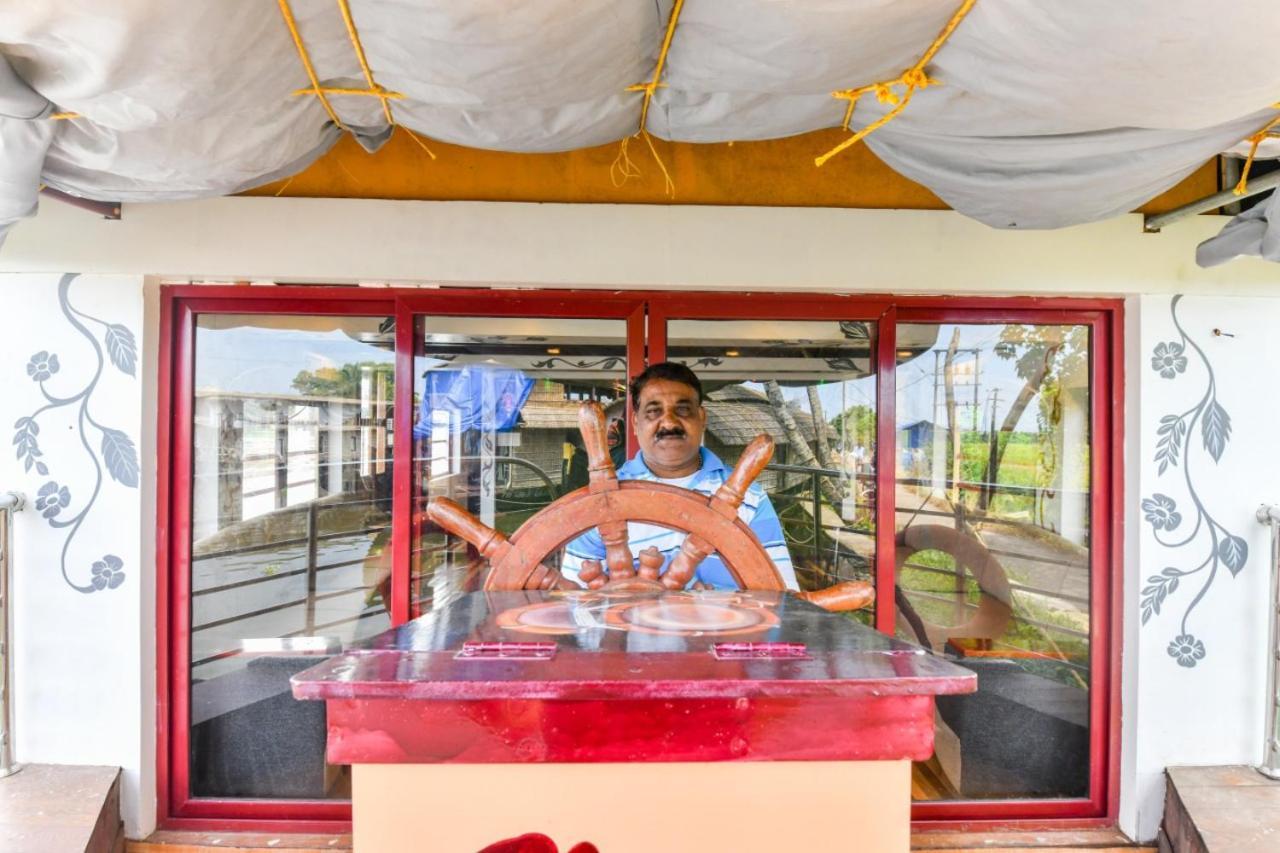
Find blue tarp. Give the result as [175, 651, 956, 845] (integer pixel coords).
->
[413, 365, 534, 439]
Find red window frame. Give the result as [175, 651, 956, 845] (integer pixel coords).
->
[157, 286, 1123, 832]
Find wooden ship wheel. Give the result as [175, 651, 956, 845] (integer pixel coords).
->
[427, 402, 874, 613]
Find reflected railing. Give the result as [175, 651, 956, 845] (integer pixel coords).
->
[190, 496, 390, 671]
[190, 457, 564, 674]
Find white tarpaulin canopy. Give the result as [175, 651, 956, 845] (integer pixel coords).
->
[2, 1, 1278, 262]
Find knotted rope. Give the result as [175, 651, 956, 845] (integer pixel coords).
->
[278, 0, 436, 159]
[1232, 105, 1280, 196]
[612, 0, 685, 195]
[815, 0, 976, 168]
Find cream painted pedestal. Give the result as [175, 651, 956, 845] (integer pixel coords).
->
[353, 760, 910, 853]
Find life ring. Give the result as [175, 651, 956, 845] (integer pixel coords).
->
[894, 524, 1011, 652]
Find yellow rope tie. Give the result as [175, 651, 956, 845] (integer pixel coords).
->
[277, 0, 346, 131]
[273, 175, 297, 197]
[1233, 105, 1280, 196]
[49, 112, 80, 120]
[334, 0, 435, 160]
[290, 85, 406, 99]
[614, 0, 685, 195]
[815, 0, 976, 168]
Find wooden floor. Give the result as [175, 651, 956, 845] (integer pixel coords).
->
[912, 755, 960, 800]
[915, 828, 1149, 852]
[130, 834, 349, 853]
[132, 829, 1153, 853]
[131, 765, 1153, 853]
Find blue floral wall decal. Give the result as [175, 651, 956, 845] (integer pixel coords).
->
[12, 273, 139, 594]
[1140, 295, 1247, 667]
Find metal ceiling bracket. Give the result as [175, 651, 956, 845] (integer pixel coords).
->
[39, 187, 121, 220]
[1144, 169, 1280, 233]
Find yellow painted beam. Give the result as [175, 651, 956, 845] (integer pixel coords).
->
[243, 128, 1217, 216]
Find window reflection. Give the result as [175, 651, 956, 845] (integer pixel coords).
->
[411, 317, 628, 615]
[667, 320, 879, 623]
[189, 314, 394, 800]
[896, 323, 1091, 801]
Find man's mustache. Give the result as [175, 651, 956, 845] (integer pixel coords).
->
[655, 428, 687, 440]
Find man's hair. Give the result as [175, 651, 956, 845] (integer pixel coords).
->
[629, 362, 703, 410]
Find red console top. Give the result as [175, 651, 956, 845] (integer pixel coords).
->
[292, 589, 975, 764]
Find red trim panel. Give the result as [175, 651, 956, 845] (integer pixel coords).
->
[156, 284, 1123, 831]
[392, 299, 414, 627]
[875, 306, 898, 633]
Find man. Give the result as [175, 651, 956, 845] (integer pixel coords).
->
[562, 362, 798, 591]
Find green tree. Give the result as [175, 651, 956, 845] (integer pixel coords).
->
[982, 325, 1088, 510]
[291, 361, 390, 399]
[831, 404, 876, 449]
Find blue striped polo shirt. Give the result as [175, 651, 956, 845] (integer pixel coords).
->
[561, 448, 798, 591]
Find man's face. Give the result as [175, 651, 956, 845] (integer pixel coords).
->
[633, 378, 706, 477]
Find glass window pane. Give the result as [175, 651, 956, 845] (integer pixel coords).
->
[411, 316, 628, 614]
[668, 319, 878, 623]
[189, 314, 395, 800]
[895, 323, 1091, 801]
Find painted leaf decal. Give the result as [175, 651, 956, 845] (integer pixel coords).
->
[104, 324, 137, 377]
[1218, 534, 1248, 577]
[100, 428, 139, 487]
[1154, 415, 1184, 475]
[1201, 399, 1231, 463]
[35, 462, 48, 476]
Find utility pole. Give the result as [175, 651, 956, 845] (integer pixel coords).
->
[972, 349, 981, 432]
[983, 388, 1002, 511]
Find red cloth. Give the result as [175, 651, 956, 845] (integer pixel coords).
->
[477, 833, 599, 853]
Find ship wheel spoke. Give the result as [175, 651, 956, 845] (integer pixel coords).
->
[664, 433, 774, 589]
[425, 497, 562, 590]
[577, 402, 636, 580]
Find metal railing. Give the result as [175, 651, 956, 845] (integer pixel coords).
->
[1256, 504, 1280, 779]
[190, 496, 388, 670]
[0, 491, 25, 779]
[188, 459, 560, 671]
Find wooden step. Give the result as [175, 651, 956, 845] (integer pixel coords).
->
[1160, 765, 1280, 852]
[0, 764, 123, 852]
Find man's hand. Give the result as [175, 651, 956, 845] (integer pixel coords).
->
[577, 546, 666, 591]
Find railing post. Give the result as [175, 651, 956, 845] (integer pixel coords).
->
[0, 490, 26, 779]
[811, 471, 821, 562]
[1257, 504, 1280, 779]
[304, 502, 319, 635]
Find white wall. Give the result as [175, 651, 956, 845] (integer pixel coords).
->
[0, 273, 153, 837]
[3, 196, 1280, 296]
[1125, 293, 1280, 838]
[2, 197, 1280, 842]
